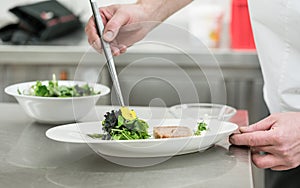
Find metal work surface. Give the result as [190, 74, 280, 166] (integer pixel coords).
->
[0, 103, 253, 188]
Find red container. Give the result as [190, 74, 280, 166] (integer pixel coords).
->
[230, 0, 255, 49]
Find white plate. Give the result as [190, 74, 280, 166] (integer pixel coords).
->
[46, 119, 238, 158]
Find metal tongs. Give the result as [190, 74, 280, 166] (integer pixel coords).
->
[89, 0, 125, 106]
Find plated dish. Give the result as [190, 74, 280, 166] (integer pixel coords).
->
[89, 107, 207, 141]
[46, 118, 238, 158]
[17, 74, 101, 97]
[5, 79, 110, 124]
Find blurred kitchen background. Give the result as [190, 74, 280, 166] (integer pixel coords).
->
[0, 0, 269, 124]
[0, 0, 266, 187]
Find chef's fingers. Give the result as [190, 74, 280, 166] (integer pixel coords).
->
[240, 116, 276, 133]
[111, 46, 120, 56]
[103, 8, 130, 42]
[252, 153, 297, 171]
[86, 16, 99, 46]
[91, 40, 102, 53]
[251, 145, 279, 155]
[111, 45, 126, 56]
[252, 153, 284, 169]
[85, 6, 113, 47]
[99, 8, 109, 25]
[229, 130, 274, 147]
[91, 37, 125, 56]
[271, 165, 292, 171]
[109, 40, 126, 56]
[119, 44, 127, 54]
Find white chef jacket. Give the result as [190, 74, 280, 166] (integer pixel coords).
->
[248, 0, 300, 113]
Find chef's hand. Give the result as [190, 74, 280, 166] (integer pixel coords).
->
[85, 0, 192, 56]
[229, 112, 300, 171]
[85, 3, 153, 56]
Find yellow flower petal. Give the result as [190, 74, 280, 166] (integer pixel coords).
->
[120, 107, 136, 120]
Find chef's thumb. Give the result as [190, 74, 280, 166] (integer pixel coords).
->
[103, 30, 115, 42]
[103, 11, 129, 42]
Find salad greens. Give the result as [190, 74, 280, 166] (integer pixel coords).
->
[89, 107, 208, 140]
[101, 107, 150, 140]
[19, 74, 100, 97]
[194, 121, 207, 136]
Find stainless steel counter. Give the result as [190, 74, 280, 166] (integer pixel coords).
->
[0, 103, 253, 187]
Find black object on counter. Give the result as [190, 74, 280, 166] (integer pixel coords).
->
[0, 0, 82, 45]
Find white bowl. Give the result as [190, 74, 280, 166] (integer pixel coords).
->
[169, 103, 237, 121]
[5, 80, 110, 124]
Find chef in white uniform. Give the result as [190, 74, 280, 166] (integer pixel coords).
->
[239, 0, 300, 187]
[249, 0, 300, 113]
[85, 0, 300, 187]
